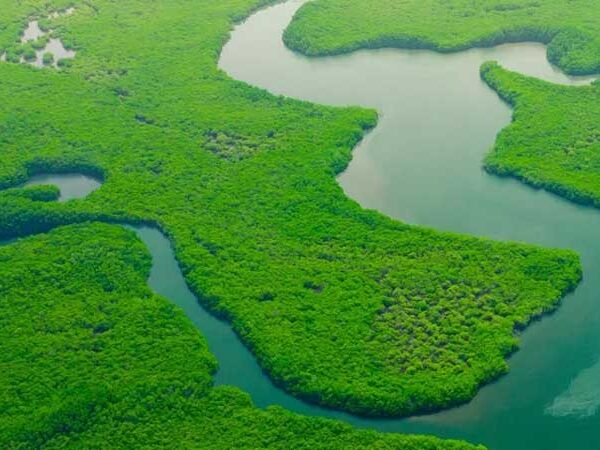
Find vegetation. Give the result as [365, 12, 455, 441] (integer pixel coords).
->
[43, 51, 54, 65]
[284, 0, 600, 75]
[481, 63, 600, 206]
[21, 44, 37, 61]
[0, 223, 482, 449]
[0, 0, 581, 424]
[285, 0, 600, 243]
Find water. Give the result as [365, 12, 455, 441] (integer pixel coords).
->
[1, 9, 76, 68]
[218, 1, 600, 448]
[21, 21, 46, 42]
[4, 2, 600, 446]
[546, 358, 600, 419]
[10, 173, 364, 423]
[25, 173, 101, 201]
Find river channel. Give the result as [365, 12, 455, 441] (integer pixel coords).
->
[218, 1, 600, 448]
[5, 1, 600, 447]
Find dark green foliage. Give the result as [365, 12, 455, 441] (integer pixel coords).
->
[203, 129, 275, 161]
[21, 43, 36, 61]
[43, 51, 54, 65]
[0, 0, 582, 420]
[2, 184, 60, 202]
[31, 35, 49, 50]
[481, 62, 600, 206]
[284, 0, 600, 75]
[56, 57, 73, 68]
[0, 223, 481, 449]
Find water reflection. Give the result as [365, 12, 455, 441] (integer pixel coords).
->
[25, 173, 101, 201]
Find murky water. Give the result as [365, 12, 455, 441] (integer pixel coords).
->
[218, 1, 600, 448]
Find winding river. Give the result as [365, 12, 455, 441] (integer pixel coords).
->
[218, 0, 600, 448]
[6, 1, 600, 449]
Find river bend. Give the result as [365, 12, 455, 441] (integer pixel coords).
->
[3, 2, 600, 448]
[218, 1, 600, 449]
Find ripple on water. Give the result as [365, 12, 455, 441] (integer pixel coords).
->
[546, 359, 600, 419]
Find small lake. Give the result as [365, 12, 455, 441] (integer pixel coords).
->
[25, 173, 101, 201]
[219, 1, 600, 449]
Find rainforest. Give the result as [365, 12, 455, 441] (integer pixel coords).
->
[1, 0, 599, 449]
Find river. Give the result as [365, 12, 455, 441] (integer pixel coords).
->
[218, 1, 600, 449]
[5, 1, 600, 447]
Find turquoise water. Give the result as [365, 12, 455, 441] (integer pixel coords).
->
[218, 1, 600, 448]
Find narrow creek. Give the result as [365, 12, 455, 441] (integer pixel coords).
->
[217, 0, 600, 449]
[13, 174, 367, 425]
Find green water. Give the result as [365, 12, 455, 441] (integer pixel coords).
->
[218, 1, 600, 448]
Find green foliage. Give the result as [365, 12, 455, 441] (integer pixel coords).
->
[0, 0, 582, 420]
[203, 128, 276, 161]
[57, 57, 73, 68]
[31, 35, 49, 50]
[0, 223, 481, 449]
[43, 51, 54, 65]
[21, 43, 37, 61]
[481, 62, 600, 205]
[284, 0, 600, 75]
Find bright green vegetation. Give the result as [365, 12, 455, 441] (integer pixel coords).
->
[0, 0, 582, 420]
[285, 0, 600, 240]
[1, 223, 481, 449]
[482, 63, 600, 206]
[284, 0, 600, 75]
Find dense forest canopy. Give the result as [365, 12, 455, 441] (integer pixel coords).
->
[0, 0, 586, 445]
[482, 62, 600, 206]
[0, 223, 481, 449]
[285, 0, 600, 75]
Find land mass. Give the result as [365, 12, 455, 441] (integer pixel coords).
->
[0, 223, 480, 449]
[284, 0, 600, 75]
[0, 0, 586, 446]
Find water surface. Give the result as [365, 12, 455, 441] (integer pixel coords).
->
[219, 1, 600, 448]
[4, 2, 600, 446]
[25, 173, 101, 201]
[1, 9, 76, 68]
